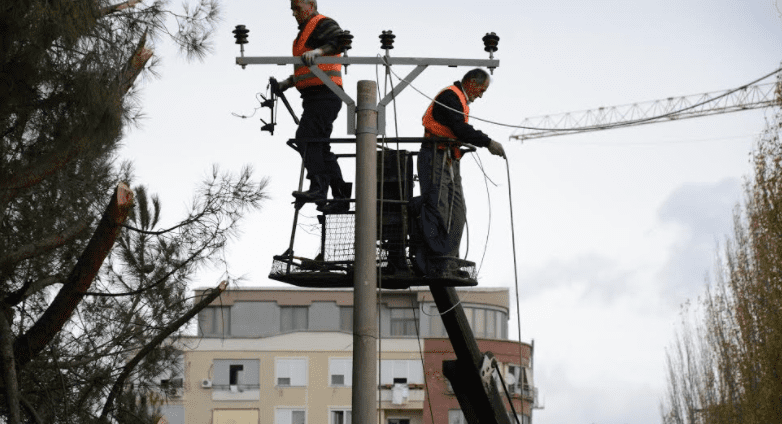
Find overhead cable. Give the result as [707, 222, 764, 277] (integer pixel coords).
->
[384, 60, 782, 133]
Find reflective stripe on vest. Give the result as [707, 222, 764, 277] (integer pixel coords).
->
[292, 14, 343, 90]
[422, 85, 470, 160]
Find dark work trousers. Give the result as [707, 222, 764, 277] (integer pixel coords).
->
[294, 89, 344, 183]
[417, 143, 466, 259]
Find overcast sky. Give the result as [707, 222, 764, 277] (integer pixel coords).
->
[120, 1, 782, 423]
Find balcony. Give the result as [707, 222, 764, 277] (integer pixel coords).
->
[211, 384, 261, 401]
[379, 384, 426, 408]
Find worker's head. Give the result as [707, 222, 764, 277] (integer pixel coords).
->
[291, 0, 317, 25]
[461, 68, 490, 103]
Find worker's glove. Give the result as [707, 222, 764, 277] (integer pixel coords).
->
[302, 48, 324, 66]
[488, 140, 506, 158]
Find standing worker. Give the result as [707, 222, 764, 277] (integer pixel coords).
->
[416, 68, 506, 277]
[278, 0, 350, 214]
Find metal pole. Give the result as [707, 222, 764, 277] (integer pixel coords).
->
[352, 80, 378, 423]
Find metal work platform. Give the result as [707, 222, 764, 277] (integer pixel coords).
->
[268, 138, 478, 289]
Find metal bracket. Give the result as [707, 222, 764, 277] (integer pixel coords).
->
[308, 65, 357, 134]
[377, 64, 428, 136]
[236, 56, 499, 136]
[480, 354, 496, 388]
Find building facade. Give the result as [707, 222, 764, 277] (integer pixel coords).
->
[155, 287, 535, 424]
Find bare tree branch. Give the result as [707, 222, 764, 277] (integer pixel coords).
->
[19, 395, 45, 424]
[99, 0, 142, 17]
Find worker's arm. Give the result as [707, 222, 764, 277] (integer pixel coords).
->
[281, 18, 343, 89]
[301, 44, 339, 66]
[431, 90, 492, 148]
[301, 17, 341, 65]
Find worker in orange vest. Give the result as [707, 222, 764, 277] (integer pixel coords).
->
[278, 0, 350, 214]
[415, 68, 506, 277]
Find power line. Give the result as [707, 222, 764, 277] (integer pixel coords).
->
[385, 60, 781, 136]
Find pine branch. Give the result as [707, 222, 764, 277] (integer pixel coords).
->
[0, 218, 92, 270]
[99, 0, 142, 17]
[0, 33, 150, 206]
[13, 183, 134, 368]
[99, 281, 227, 421]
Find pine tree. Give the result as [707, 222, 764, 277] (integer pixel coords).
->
[0, 1, 266, 422]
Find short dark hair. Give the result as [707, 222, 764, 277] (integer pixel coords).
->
[462, 68, 490, 85]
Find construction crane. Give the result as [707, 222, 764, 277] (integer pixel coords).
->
[510, 74, 782, 141]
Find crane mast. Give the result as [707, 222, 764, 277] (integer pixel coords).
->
[510, 79, 781, 141]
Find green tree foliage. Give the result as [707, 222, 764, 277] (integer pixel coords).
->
[661, 83, 782, 424]
[0, 1, 267, 422]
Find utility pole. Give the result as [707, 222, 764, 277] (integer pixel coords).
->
[352, 80, 378, 424]
[233, 27, 508, 424]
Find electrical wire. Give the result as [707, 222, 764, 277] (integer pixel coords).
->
[384, 62, 782, 133]
[492, 360, 522, 424]
[419, 298, 463, 317]
[230, 91, 267, 119]
[408, 288, 437, 424]
[471, 152, 494, 274]
[504, 158, 525, 390]
[381, 54, 437, 424]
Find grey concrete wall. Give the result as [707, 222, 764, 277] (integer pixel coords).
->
[309, 301, 339, 331]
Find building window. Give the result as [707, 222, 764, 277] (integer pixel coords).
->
[276, 358, 307, 387]
[429, 305, 446, 337]
[340, 307, 352, 332]
[390, 308, 417, 336]
[507, 364, 521, 394]
[199, 306, 230, 336]
[229, 365, 243, 386]
[486, 309, 497, 338]
[159, 377, 183, 397]
[473, 308, 486, 338]
[280, 306, 308, 332]
[428, 304, 507, 339]
[329, 358, 352, 387]
[380, 360, 423, 385]
[522, 366, 534, 397]
[388, 420, 410, 424]
[276, 408, 306, 424]
[331, 410, 351, 424]
[448, 410, 466, 424]
[213, 359, 259, 392]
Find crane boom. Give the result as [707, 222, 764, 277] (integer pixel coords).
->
[510, 80, 781, 141]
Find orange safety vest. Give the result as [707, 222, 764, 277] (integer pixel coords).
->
[422, 85, 470, 160]
[292, 14, 343, 91]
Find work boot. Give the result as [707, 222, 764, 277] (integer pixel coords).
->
[317, 181, 352, 214]
[292, 174, 330, 203]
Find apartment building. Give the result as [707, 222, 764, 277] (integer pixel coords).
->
[156, 287, 535, 424]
